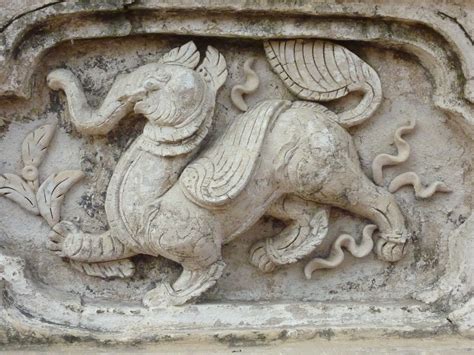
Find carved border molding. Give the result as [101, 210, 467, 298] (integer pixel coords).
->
[0, 1, 472, 342]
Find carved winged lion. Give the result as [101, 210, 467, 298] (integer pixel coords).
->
[46, 40, 409, 307]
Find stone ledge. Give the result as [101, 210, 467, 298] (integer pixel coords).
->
[2, 336, 474, 354]
[0, 300, 454, 345]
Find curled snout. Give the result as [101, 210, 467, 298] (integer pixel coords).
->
[47, 69, 74, 90]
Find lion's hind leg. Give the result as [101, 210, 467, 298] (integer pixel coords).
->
[249, 195, 330, 273]
[143, 259, 226, 307]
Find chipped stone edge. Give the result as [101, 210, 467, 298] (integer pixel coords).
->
[0, 254, 456, 345]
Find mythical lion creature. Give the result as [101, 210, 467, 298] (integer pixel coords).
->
[46, 40, 409, 307]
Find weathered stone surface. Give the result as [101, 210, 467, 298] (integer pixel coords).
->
[0, 0, 472, 347]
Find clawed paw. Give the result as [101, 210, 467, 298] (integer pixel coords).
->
[375, 238, 408, 262]
[46, 220, 81, 258]
[143, 283, 175, 308]
[249, 241, 276, 273]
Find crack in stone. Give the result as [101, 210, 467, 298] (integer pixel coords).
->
[0, 1, 63, 33]
[437, 11, 474, 46]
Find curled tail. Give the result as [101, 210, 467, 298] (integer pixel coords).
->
[264, 39, 382, 128]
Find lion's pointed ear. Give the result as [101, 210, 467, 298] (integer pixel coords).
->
[159, 41, 200, 69]
[197, 46, 227, 91]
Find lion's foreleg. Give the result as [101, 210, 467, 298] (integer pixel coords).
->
[48, 221, 136, 262]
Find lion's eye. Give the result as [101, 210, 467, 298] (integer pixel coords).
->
[143, 72, 171, 91]
[143, 78, 161, 91]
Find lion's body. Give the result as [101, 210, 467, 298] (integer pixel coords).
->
[47, 40, 409, 307]
[106, 100, 394, 274]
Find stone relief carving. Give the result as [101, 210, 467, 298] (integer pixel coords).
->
[0, 2, 471, 345]
[20, 38, 417, 308]
[0, 37, 456, 309]
[371, 120, 416, 186]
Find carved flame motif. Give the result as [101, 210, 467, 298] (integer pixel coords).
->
[388, 172, 451, 198]
[21, 123, 56, 190]
[158, 40, 200, 69]
[372, 120, 416, 186]
[0, 173, 38, 214]
[304, 224, 377, 279]
[196, 46, 228, 91]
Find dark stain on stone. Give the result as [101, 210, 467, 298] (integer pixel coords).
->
[369, 306, 381, 314]
[79, 192, 103, 218]
[318, 328, 335, 341]
[213, 332, 268, 347]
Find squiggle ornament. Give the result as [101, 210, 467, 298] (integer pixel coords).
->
[372, 120, 416, 185]
[231, 57, 260, 111]
[370, 120, 450, 199]
[304, 224, 377, 279]
[388, 172, 451, 198]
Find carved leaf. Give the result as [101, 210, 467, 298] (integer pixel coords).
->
[197, 46, 228, 91]
[0, 173, 39, 214]
[159, 41, 200, 69]
[21, 124, 56, 167]
[69, 259, 135, 279]
[264, 39, 382, 127]
[37, 170, 84, 227]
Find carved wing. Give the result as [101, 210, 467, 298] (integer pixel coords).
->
[180, 100, 291, 208]
[264, 39, 382, 128]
